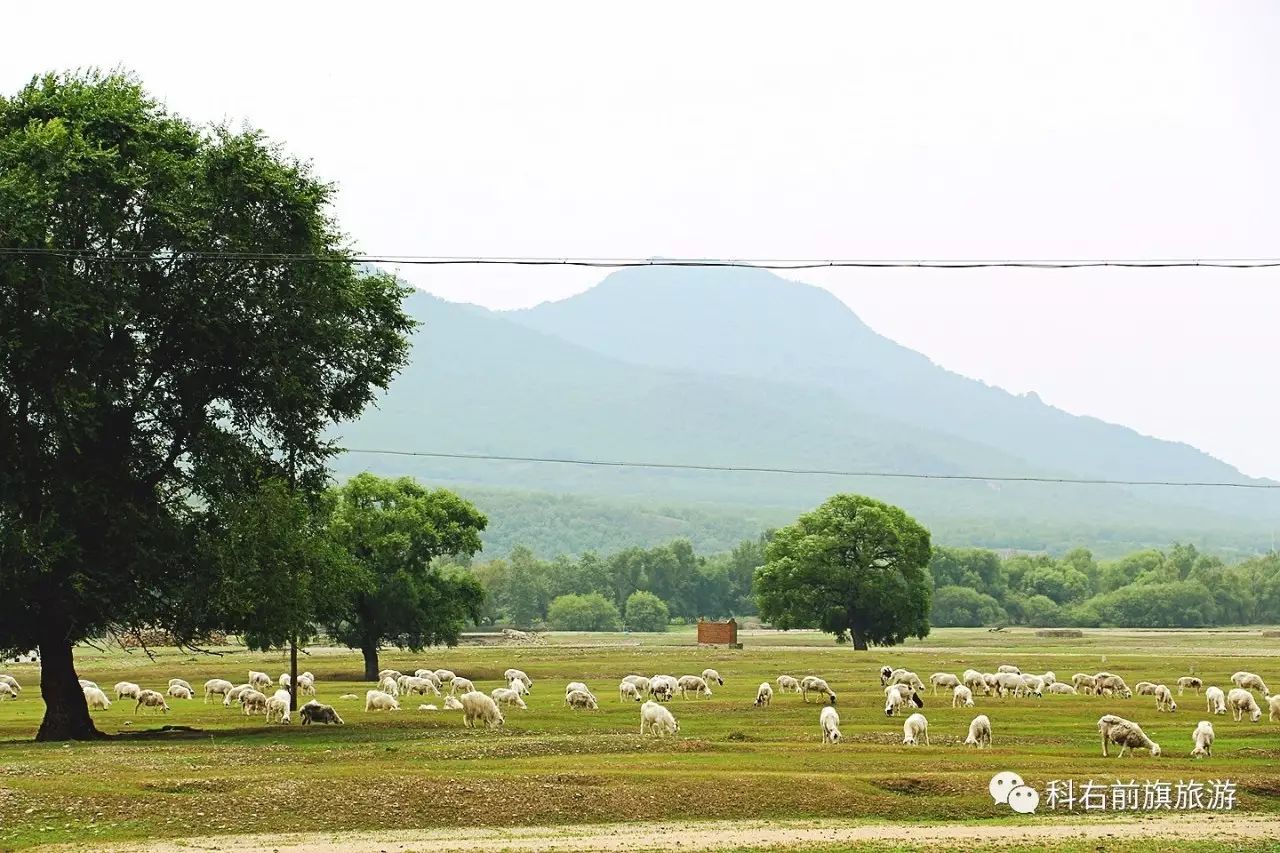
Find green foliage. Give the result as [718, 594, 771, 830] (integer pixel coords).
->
[624, 590, 669, 632]
[755, 494, 932, 650]
[547, 593, 621, 631]
[930, 585, 1006, 627]
[1089, 580, 1217, 628]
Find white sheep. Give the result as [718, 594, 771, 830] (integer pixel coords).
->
[640, 700, 679, 736]
[1177, 676, 1203, 696]
[1019, 674, 1044, 697]
[819, 705, 841, 744]
[135, 689, 170, 714]
[378, 669, 402, 681]
[902, 712, 929, 746]
[1097, 714, 1160, 757]
[776, 675, 802, 694]
[278, 673, 291, 688]
[1205, 686, 1227, 715]
[1231, 671, 1270, 696]
[402, 676, 439, 696]
[224, 683, 254, 706]
[1039, 671, 1057, 687]
[204, 679, 233, 703]
[701, 668, 724, 687]
[114, 681, 142, 700]
[1154, 684, 1177, 713]
[78, 679, 98, 690]
[491, 687, 528, 709]
[240, 689, 268, 715]
[505, 668, 533, 690]
[930, 672, 960, 694]
[994, 672, 1024, 697]
[443, 695, 464, 710]
[450, 676, 476, 696]
[888, 669, 926, 691]
[0, 683, 16, 701]
[622, 675, 650, 695]
[964, 714, 992, 748]
[996, 664, 1021, 675]
[414, 669, 442, 687]
[297, 673, 316, 696]
[566, 689, 599, 710]
[266, 689, 291, 724]
[167, 678, 192, 692]
[884, 687, 918, 717]
[0, 675, 20, 694]
[565, 681, 590, 696]
[1095, 674, 1132, 699]
[460, 690, 504, 729]
[1269, 694, 1280, 723]
[167, 683, 194, 700]
[952, 684, 975, 708]
[754, 682, 773, 707]
[1048, 682, 1078, 695]
[1134, 681, 1158, 696]
[1227, 688, 1262, 723]
[83, 686, 112, 710]
[962, 669, 989, 696]
[248, 671, 272, 690]
[433, 669, 456, 683]
[619, 681, 643, 703]
[1072, 673, 1098, 694]
[364, 689, 401, 712]
[801, 676, 837, 704]
[299, 700, 344, 725]
[378, 676, 400, 696]
[676, 675, 713, 699]
[649, 676, 676, 702]
[1191, 720, 1214, 757]
[878, 665, 894, 685]
[418, 704, 438, 711]
[508, 678, 529, 696]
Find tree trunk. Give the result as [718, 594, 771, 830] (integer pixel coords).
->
[361, 644, 379, 682]
[36, 632, 102, 742]
[851, 629, 868, 651]
[288, 637, 298, 719]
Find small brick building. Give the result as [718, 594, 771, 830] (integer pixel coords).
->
[697, 618, 739, 647]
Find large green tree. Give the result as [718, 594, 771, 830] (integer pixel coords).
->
[323, 473, 487, 679]
[0, 71, 412, 740]
[754, 494, 932, 650]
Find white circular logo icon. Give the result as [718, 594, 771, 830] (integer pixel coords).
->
[989, 771, 1026, 804]
[1008, 784, 1040, 814]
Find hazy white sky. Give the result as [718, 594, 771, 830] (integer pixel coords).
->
[7, 2, 1280, 477]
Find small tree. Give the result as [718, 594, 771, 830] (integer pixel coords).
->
[931, 585, 1006, 627]
[547, 593, 621, 631]
[754, 494, 932, 650]
[323, 474, 487, 679]
[624, 590, 669, 632]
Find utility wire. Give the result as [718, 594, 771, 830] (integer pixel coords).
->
[338, 447, 1280, 490]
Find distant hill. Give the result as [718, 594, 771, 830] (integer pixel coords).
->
[331, 267, 1278, 558]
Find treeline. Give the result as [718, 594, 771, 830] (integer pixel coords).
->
[930, 544, 1280, 628]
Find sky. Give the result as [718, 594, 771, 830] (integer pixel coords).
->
[6, 2, 1280, 478]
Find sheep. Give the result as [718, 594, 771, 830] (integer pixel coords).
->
[1019, 674, 1044, 697]
[278, 673, 291, 688]
[1134, 681, 1158, 696]
[566, 689, 599, 710]
[168, 683, 194, 700]
[622, 675, 650, 695]
[300, 700, 344, 725]
[135, 689, 170, 714]
[0, 683, 16, 701]
[0, 675, 20, 694]
[83, 686, 112, 710]
[378, 669, 402, 681]
[248, 671, 272, 690]
[964, 714, 992, 748]
[78, 679, 98, 690]
[776, 675, 802, 694]
[1072, 673, 1098, 694]
[167, 678, 192, 692]
[507, 678, 529, 697]
[443, 695, 464, 711]
[640, 700, 679, 736]
[649, 675, 678, 702]
[565, 681, 590, 696]
[819, 705, 841, 744]
[1177, 676, 1203, 696]
[1227, 688, 1262, 723]
[450, 676, 476, 696]
[364, 689, 401, 712]
[676, 675, 713, 699]
[402, 676, 439, 697]
[339, 693, 359, 701]
[801, 676, 837, 705]
[266, 689, 291, 724]
[952, 684, 975, 708]
[888, 669, 926, 691]
[1205, 686, 1227, 715]
[1269, 694, 1280, 723]
[701, 668, 724, 687]
[996, 664, 1021, 675]
[1097, 714, 1160, 757]
[297, 673, 316, 696]
[378, 676, 400, 696]
[619, 681, 643, 703]
[962, 669, 989, 696]
[1231, 671, 1270, 696]
[878, 665, 894, 685]
[433, 669, 456, 684]
[1048, 682, 1078, 695]
[902, 713, 929, 746]
[1191, 720, 1214, 757]
[460, 690, 504, 729]
[1095, 674, 1132, 699]
[1154, 684, 1177, 713]
[1039, 671, 1057, 687]
[994, 672, 1024, 697]
[491, 687, 528, 710]
[505, 668, 533, 691]
[240, 689, 268, 715]
[884, 689, 911, 717]
[754, 682, 773, 707]
[414, 669, 443, 687]
[982, 673, 1001, 694]
[114, 681, 142, 700]
[929, 672, 960, 694]
[224, 683, 254, 706]
[418, 704, 438, 711]
[204, 679, 234, 703]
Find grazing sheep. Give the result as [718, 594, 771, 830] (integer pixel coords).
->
[414, 670, 443, 687]
[566, 689, 599, 710]
[443, 695, 464, 711]
[754, 682, 773, 707]
[433, 669, 456, 684]
[204, 679, 234, 703]
[819, 705, 841, 744]
[83, 686, 112, 710]
[776, 675, 802, 694]
[402, 676, 439, 697]
[649, 675, 678, 702]
[996, 664, 1021, 675]
[1269, 694, 1280, 723]
[1095, 674, 1132, 699]
[1097, 714, 1160, 757]
[224, 684, 254, 706]
[1019, 674, 1044, 697]
[378, 676, 400, 696]
[1134, 681, 1158, 696]
[248, 671, 272, 690]
[278, 673, 291, 688]
[1205, 686, 1227, 715]
[982, 673, 1000, 694]
[1191, 720, 1214, 757]
[619, 681, 643, 703]
[378, 669, 402, 681]
[168, 683, 194, 700]
[962, 669, 990, 696]
[1072, 673, 1098, 694]
[676, 675, 713, 699]
[300, 700, 344, 725]
[266, 689, 291, 724]
[640, 700, 679, 736]
[460, 690, 504, 729]
[566, 681, 590, 696]
[902, 713, 929, 746]
[114, 681, 142, 700]
[952, 684, 975, 708]
[1048, 682, 1078, 695]
[135, 689, 170, 714]
[884, 688, 910, 717]
[450, 677, 476, 696]
[994, 673, 1024, 697]
[1039, 671, 1057, 687]
[78, 679, 98, 690]
[888, 669, 926, 691]
[297, 673, 316, 696]
[0, 683, 17, 701]
[801, 676, 837, 705]
[965, 714, 992, 748]
[505, 668, 533, 691]
[1227, 688, 1262, 722]
[507, 678, 529, 697]
[0, 675, 20, 694]
[364, 690, 401, 712]
[930, 672, 960, 694]
[622, 675, 650, 695]
[878, 665, 894, 685]
[701, 668, 724, 687]
[168, 678, 192, 691]
[1231, 671, 1270, 696]
[1154, 684, 1177, 713]
[240, 689, 268, 715]
[491, 687, 528, 710]
[1177, 676, 1203, 696]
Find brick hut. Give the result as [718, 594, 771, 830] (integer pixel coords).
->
[697, 617, 740, 648]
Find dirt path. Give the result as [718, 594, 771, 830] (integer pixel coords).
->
[41, 814, 1280, 852]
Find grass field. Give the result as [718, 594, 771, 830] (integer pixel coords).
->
[2, 627, 1280, 851]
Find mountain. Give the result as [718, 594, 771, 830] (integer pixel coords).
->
[331, 268, 1278, 558]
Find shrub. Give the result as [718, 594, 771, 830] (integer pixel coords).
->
[624, 590, 670, 632]
[547, 593, 621, 631]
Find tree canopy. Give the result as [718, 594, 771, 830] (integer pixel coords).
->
[754, 494, 932, 650]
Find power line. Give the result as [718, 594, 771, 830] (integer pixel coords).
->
[5, 247, 1280, 269]
[338, 447, 1279, 490]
